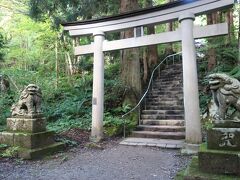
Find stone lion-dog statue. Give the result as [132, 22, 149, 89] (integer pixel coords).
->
[11, 84, 42, 116]
[208, 73, 240, 121]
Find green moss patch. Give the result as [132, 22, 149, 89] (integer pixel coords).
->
[176, 157, 239, 180]
[200, 143, 240, 155]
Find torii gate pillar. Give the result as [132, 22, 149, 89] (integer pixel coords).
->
[179, 13, 202, 150]
[91, 30, 105, 142]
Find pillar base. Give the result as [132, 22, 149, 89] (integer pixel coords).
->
[90, 135, 103, 143]
[181, 143, 200, 154]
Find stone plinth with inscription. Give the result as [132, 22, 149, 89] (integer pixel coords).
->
[178, 74, 240, 179]
[198, 126, 240, 176]
[0, 84, 64, 159]
[197, 74, 240, 176]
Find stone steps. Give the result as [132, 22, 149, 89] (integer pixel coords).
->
[142, 110, 184, 115]
[142, 119, 184, 126]
[156, 79, 182, 83]
[155, 81, 181, 84]
[145, 103, 183, 107]
[129, 61, 185, 142]
[144, 107, 183, 111]
[141, 114, 184, 120]
[131, 131, 185, 140]
[152, 88, 182, 92]
[145, 99, 182, 103]
[120, 138, 184, 149]
[148, 91, 183, 95]
[146, 94, 183, 99]
[145, 99, 183, 104]
[153, 84, 182, 88]
[136, 125, 185, 132]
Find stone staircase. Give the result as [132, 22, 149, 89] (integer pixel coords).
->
[131, 62, 185, 141]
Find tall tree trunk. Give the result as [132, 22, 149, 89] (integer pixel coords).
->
[226, 9, 234, 43]
[143, 48, 148, 83]
[143, 0, 158, 84]
[238, 7, 240, 65]
[66, 52, 74, 75]
[165, 0, 174, 55]
[120, 0, 141, 105]
[55, 40, 59, 88]
[145, 0, 158, 67]
[207, 13, 217, 71]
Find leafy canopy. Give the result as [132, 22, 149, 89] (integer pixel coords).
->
[29, 0, 120, 27]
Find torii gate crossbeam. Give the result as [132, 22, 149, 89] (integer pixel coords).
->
[62, 0, 235, 151]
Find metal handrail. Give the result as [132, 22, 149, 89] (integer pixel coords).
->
[121, 52, 182, 138]
[122, 52, 182, 119]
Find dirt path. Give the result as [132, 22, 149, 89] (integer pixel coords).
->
[0, 139, 191, 180]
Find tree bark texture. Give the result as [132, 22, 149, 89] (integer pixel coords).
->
[206, 13, 217, 71]
[165, 0, 174, 55]
[120, 0, 141, 104]
[226, 9, 234, 43]
[238, 7, 240, 65]
[142, 0, 158, 84]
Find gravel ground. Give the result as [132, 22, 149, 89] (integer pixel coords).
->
[0, 139, 191, 180]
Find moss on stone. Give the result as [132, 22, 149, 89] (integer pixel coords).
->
[200, 143, 240, 155]
[17, 142, 65, 159]
[176, 157, 239, 180]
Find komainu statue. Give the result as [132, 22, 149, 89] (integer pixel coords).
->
[11, 84, 42, 117]
[208, 73, 240, 121]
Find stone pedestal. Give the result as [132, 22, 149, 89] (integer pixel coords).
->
[198, 127, 240, 176]
[207, 128, 240, 151]
[199, 144, 240, 176]
[0, 116, 64, 159]
[179, 122, 240, 179]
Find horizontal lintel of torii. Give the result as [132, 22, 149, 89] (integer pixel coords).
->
[65, 0, 234, 36]
[74, 23, 228, 56]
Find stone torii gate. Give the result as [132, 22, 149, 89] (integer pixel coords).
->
[62, 0, 235, 148]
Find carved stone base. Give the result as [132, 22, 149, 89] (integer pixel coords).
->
[18, 142, 64, 160]
[0, 131, 55, 149]
[207, 128, 240, 151]
[213, 120, 240, 128]
[198, 144, 240, 176]
[177, 156, 239, 180]
[0, 116, 64, 159]
[7, 117, 46, 133]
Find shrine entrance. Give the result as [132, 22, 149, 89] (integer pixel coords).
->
[62, 0, 234, 150]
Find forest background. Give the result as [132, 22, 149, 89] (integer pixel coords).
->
[0, 0, 239, 138]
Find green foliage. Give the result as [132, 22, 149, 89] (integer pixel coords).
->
[104, 113, 123, 137]
[105, 82, 126, 114]
[47, 115, 92, 133]
[1, 146, 19, 158]
[0, 93, 15, 127]
[55, 137, 78, 147]
[29, 0, 120, 27]
[103, 112, 134, 137]
[4, 15, 58, 69]
[0, 30, 6, 61]
[229, 66, 240, 80]
[199, 92, 211, 114]
[0, 144, 8, 148]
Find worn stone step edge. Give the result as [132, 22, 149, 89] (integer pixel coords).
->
[141, 115, 184, 119]
[142, 110, 184, 114]
[144, 107, 184, 110]
[136, 125, 185, 132]
[131, 131, 185, 139]
[119, 138, 184, 149]
[142, 119, 184, 126]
